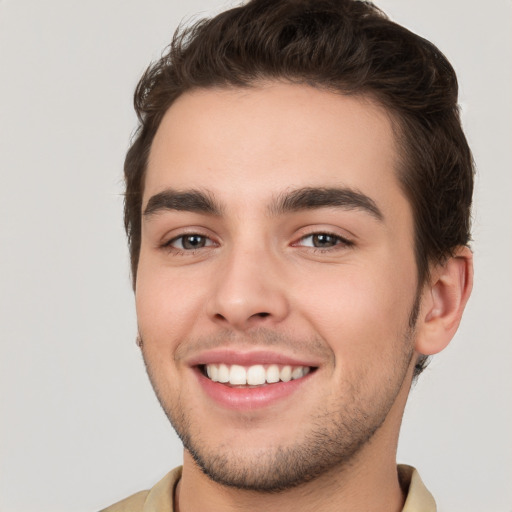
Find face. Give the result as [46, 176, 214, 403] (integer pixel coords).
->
[136, 83, 420, 491]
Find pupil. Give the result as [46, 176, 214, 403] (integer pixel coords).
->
[183, 235, 205, 249]
[313, 234, 336, 247]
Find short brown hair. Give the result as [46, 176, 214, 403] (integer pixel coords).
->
[124, 0, 474, 373]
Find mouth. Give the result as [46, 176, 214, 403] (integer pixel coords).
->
[189, 350, 320, 410]
[199, 363, 315, 387]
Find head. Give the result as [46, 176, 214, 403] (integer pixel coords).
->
[125, 0, 474, 493]
[125, 0, 473, 377]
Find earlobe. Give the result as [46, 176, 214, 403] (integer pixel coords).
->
[415, 246, 473, 356]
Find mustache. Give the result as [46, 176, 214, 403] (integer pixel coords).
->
[169, 328, 334, 364]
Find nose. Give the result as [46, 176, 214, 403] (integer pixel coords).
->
[206, 245, 290, 331]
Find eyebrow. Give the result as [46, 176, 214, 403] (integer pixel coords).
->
[270, 187, 383, 221]
[143, 186, 383, 221]
[143, 189, 222, 217]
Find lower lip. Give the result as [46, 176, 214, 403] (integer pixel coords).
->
[195, 368, 314, 410]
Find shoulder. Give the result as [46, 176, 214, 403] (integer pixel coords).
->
[99, 490, 149, 512]
[398, 464, 437, 512]
[99, 466, 182, 512]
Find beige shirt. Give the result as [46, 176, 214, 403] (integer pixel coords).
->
[101, 464, 436, 512]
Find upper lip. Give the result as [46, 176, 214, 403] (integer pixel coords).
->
[186, 349, 321, 368]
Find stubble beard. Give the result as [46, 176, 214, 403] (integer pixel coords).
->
[142, 297, 419, 493]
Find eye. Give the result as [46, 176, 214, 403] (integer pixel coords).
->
[168, 234, 214, 251]
[297, 232, 352, 249]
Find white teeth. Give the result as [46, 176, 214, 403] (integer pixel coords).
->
[204, 363, 312, 386]
[280, 365, 292, 382]
[247, 365, 266, 385]
[266, 364, 280, 383]
[207, 364, 218, 381]
[291, 367, 304, 380]
[217, 363, 229, 383]
[229, 364, 247, 385]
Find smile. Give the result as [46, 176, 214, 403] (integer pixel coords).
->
[202, 363, 312, 386]
[192, 353, 319, 410]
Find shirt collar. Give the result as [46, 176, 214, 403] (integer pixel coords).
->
[143, 464, 436, 512]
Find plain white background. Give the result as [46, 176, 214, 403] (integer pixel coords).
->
[0, 1, 510, 511]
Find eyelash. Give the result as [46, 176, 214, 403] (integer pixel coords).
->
[161, 231, 354, 255]
[162, 233, 216, 254]
[294, 232, 354, 252]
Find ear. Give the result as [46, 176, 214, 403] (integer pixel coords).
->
[414, 246, 473, 356]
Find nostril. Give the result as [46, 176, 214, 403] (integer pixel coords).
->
[255, 312, 270, 318]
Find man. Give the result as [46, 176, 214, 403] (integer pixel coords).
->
[102, 0, 473, 510]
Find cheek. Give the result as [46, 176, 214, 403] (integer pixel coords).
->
[295, 262, 416, 361]
[135, 264, 206, 346]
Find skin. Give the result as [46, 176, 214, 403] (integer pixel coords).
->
[135, 83, 473, 512]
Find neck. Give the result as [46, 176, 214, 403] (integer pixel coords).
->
[175, 365, 414, 512]
[176, 429, 405, 512]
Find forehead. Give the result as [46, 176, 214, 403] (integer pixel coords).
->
[145, 83, 404, 214]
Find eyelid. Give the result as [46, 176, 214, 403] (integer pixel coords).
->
[292, 228, 355, 248]
[171, 234, 215, 249]
[160, 228, 219, 252]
